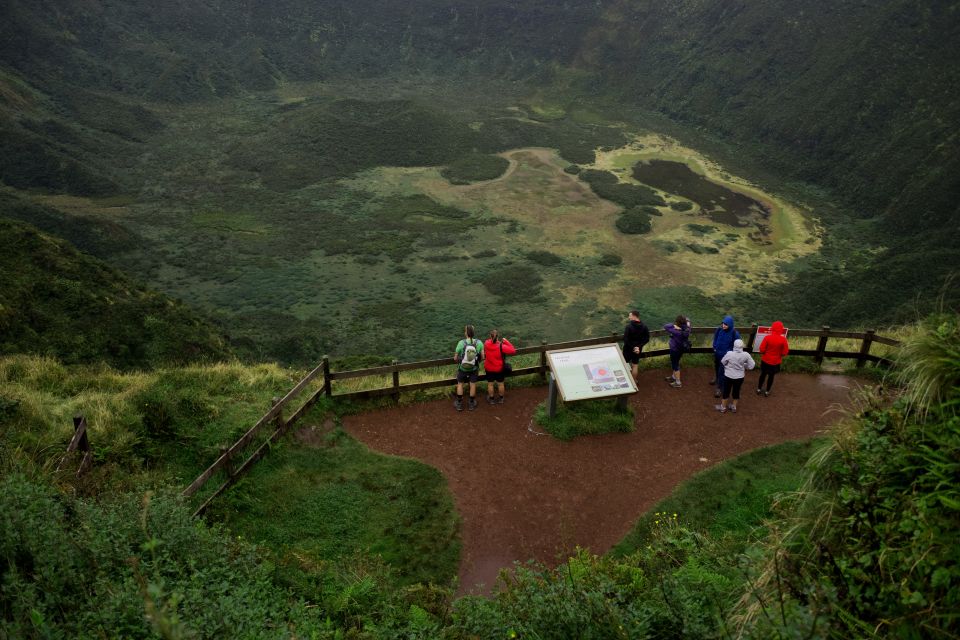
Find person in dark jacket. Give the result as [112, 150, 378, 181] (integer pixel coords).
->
[711, 315, 741, 398]
[622, 310, 650, 381]
[663, 315, 691, 388]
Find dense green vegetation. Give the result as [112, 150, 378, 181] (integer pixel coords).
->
[0, 218, 230, 369]
[579, 169, 666, 209]
[615, 208, 653, 235]
[441, 154, 510, 185]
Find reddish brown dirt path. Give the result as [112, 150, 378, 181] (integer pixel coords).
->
[343, 368, 858, 595]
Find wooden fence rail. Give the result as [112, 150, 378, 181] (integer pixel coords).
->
[184, 326, 899, 515]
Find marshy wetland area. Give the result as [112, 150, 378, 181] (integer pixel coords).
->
[27, 80, 818, 363]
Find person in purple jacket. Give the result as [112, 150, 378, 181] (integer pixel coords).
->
[663, 315, 691, 388]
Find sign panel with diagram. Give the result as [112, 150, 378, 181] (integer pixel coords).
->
[752, 325, 790, 352]
[546, 344, 638, 402]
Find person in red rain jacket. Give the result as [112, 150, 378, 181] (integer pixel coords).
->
[483, 329, 517, 405]
[757, 321, 789, 397]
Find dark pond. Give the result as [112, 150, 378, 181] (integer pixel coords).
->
[632, 160, 769, 226]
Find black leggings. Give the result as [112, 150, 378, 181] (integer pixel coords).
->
[758, 362, 781, 391]
[722, 376, 744, 400]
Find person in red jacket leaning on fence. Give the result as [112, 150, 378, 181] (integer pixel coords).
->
[483, 329, 516, 405]
[757, 320, 789, 397]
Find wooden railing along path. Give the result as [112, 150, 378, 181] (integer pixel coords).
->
[183, 325, 899, 515]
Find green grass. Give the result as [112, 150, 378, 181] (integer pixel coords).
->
[612, 438, 824, 556]
[208, 426, 460, 589]
[534, 397, 634, 440]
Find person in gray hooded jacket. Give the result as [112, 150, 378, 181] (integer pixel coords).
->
[717, 339, 755, 414]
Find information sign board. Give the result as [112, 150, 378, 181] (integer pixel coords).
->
[752, 325, 790, 352]
[546, 344, 638, 402]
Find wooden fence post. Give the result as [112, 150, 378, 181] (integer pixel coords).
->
[220, 445, 235, 477]
[815, 325, 830, 366]
[322, 356, 332, 397]
[392, 360, 400, 402]
[58, 415, 92, 476]
[271, 396, 284, 431]
[857, 329, 876, 369]
[539, 340, 548, 380]
[75, 415, 92, 476]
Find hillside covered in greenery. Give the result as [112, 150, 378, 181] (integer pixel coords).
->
[0, 215, 230, 368]
[0, 0, 957, 362]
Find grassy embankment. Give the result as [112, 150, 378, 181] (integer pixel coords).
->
[0, 354, 460, 594]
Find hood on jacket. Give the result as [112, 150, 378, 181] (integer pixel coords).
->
[733, 338, 744, 352]
[721, 315, 735, 331]
[771, 321, 784, 335]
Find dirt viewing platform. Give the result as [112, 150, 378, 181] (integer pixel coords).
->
[345, 367, 858, 595]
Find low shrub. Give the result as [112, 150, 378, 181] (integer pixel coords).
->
[525, 250, 563, 266]
[441, 154, 510, 184]
[481, 264, 544, 304]
[598, 253, 623, 266]
[615, 208, 652, 234]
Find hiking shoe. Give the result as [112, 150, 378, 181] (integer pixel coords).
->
[497, 396, 505, 404]
[709, 378, 717, 385]
[454, 398, 463, 412]
[763, 390, 770, 397]
[487, 396, 497, 405]
[729, 405, 737, 413]
[715, 404, 724, 412]
[714, 390, 722, 398]
[670, 381, 682, 388]
[468, 398, 478, 411]
[756, 388, 762, 395]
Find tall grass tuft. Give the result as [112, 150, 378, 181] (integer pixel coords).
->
[894, 312, 960, 418]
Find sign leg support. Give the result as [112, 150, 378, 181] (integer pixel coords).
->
[616, 394, 628, 411]
[547, 374, 558, 418]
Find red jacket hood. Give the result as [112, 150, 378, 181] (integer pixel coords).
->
[771, 321, 785, 335]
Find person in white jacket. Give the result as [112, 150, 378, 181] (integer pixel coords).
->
[717, 339, 755, 414]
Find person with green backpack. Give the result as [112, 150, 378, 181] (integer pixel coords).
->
[453, 324, 485, 411]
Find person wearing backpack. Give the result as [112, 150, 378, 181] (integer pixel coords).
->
[623, 310, 650, 382]
[711, 315, 741, 398]
[663, 315, 691, 388]
[483, 329, 516, 405]
[454, 324, 485, 411]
